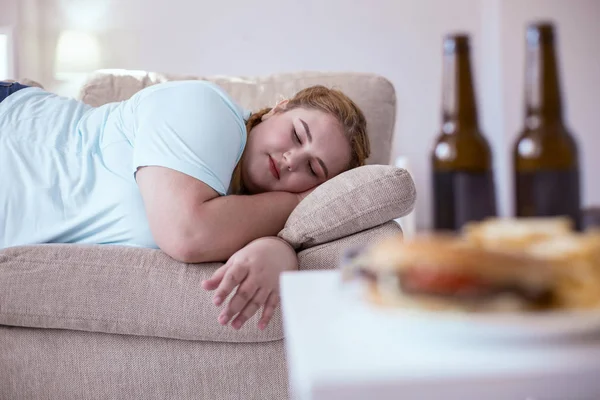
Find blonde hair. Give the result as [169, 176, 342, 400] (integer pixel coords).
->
[230, 85, 370, 194]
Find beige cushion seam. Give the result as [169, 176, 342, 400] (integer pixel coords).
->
[0, 310, 283, 343]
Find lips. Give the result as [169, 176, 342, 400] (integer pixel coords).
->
[269, 156, 280, 180]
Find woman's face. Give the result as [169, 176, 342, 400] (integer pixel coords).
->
[241, 104, 351, 194]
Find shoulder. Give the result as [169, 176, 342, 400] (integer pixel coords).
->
[133, 80, 250, 124]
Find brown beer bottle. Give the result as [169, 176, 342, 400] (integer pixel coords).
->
[513, 22, 581, 229]
[431, 34, 497, 231]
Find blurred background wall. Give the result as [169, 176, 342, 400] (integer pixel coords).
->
[1, 0, 598, 230]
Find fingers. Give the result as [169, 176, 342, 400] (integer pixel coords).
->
[230, 288, 271, 330]
[212, 263, 249, 307]
[258, 292, 280, 330]
[218, 279, 259, 326]
[201, 263, 230, 291]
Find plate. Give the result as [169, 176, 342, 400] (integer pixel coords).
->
[371, 306, 600, 342]
[343, 283, 600, 342]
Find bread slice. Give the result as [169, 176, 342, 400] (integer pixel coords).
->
[462, 217, 573, 251]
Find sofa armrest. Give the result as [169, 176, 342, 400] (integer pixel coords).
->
[297, 220, 402, 271]
[280, 165, 415, 250]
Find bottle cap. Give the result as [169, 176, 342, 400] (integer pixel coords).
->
[527, 22, 556, 44]
[444, 34, 470, 53]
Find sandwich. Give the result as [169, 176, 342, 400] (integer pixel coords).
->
[461, 216, 600, 309]
[462, 216, 574, 251]
[342, 234, 557, 312]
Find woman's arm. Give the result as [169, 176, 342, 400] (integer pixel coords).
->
[136, 166, 299, 263]
[190, 191, 299, 262]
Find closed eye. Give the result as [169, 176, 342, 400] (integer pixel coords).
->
[293, 127, 317, 177]
[293, 128, 301, 144]
[309, 163, 317, 177]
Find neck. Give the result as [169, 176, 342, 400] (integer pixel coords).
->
[524, 28, 564, 128]
[441, 42, 479, 133]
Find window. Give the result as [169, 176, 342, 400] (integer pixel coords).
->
[0, 27, 14, 80]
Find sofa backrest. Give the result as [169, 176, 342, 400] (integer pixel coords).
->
[78, 70, 396, 165]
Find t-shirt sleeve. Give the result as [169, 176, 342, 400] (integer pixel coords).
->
[131, 82, 246, 195]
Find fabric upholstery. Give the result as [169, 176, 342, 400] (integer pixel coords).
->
[0, 223, 402, 399]
[0, 244, 283, 342]
[0, 326, 287, 400]
[297, 220, 402, 270]
[0, 222, 400, 342]
[78, 70, 397, 166]
[280, 166, 415, 249]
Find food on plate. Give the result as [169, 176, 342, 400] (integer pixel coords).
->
[342, 234, 557, 313]
[463, 217, 600, 309]
[342, 217, 600, 313]
[462, 216, 573, 251]
[522, 230, 600, 309]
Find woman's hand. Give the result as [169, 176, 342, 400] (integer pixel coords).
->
[201, 236, 298, 330]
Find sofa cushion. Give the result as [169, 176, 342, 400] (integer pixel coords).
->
[78, 70, 396, 165]
[279, 165, 416, 249]
[0, 244, 283, 342]
[0, 222, 402, 342]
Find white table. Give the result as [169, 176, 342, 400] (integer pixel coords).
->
[280, 270, 600, 400]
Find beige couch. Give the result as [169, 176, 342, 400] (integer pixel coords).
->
[0, 71, 416, 399]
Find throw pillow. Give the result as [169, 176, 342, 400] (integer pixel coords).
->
[278, 165, 416, 249]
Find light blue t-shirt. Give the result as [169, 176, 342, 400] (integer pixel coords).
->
[0, 80, 249, 249]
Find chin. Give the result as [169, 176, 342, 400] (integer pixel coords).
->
[242, 175, 268, 194]
[256, 180, 274, 193]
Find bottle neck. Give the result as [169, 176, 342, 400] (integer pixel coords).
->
[524, 38, 564, 128]
[441, 48, 479, 133]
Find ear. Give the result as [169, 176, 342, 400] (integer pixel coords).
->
[261, 99, 289, 121]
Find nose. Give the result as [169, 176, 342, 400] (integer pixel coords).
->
[283, 150, 303, 172]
